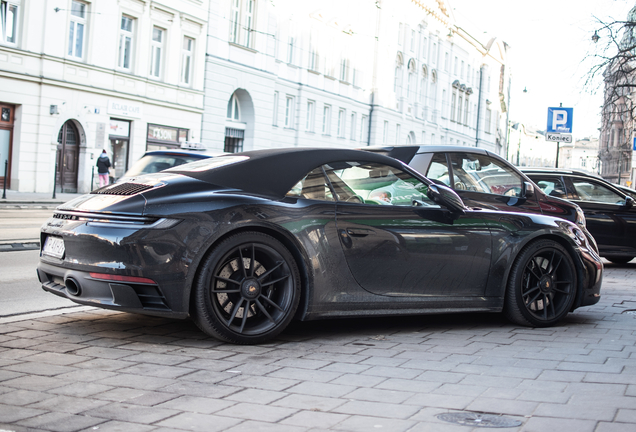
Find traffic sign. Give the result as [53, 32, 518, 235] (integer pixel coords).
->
[547, 107, 573, 133]
[546, 133, 572, 143]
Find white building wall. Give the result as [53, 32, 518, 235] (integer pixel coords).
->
[0, 0, 210, 193]
[201, 0, 511, 156]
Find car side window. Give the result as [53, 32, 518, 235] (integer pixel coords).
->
[286, 167, 335, 202]
[425, 153, 451, 187]
[572, 179, 625, 204]
[531, 176, 568, 198]
[449, 153, 523, 197]
[323, 162, 439, 207]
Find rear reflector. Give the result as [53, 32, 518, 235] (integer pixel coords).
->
[89, 273, 156, 284]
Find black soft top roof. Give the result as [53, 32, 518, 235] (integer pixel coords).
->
[169, 147, 410, 198]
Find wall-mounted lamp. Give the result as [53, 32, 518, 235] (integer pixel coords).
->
[49, 105, 59, 115]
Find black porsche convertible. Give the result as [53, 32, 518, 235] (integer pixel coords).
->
[38, 148, 603, 344]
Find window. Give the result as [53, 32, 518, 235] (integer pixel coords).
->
[118, 15, 134, 70]
[285, 96, 294, 128]
[394, 53, 404, 93]
[449, 153, 523, 197]
[306, 101, 315, 132]
[68, 1, 86, 59]
[533, 177, 568, 198]
[287, 26, 295, 64]
[324, 162, 437, 207]
[457, 94, 463, 124]
[450, 91, 456, 122]
[464, 97, 470, 125]
[410, 29, 415, 51]
[424, 153, 451, 185]
[444, 52, 449, 71]
[150, 27, 164, 78]
[396, 124, 401, 143]
[181, 37, 194, 85]
[350, 112, 356, 140]
[383, 121, 389, 144]
[572, 179, 625, 204]
[308, 29, 318, 71]
[454, 56, 458, 75]
[421, 35, 427, 58]
[286, 167, 334, 202]
[337, 109, 346, 138]
[0, 0, 19, 45]
[322, 105, 331, 135]
[360, 115, 368, 143]
[272, 91, 279, 126]
[398, 23, 403, 46]
[485, 108, 492, 133]
[340, 57, 349, 81]
[230, 0, 255, 48]
[227, 94, 240, 121]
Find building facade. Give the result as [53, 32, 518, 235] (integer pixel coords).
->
[201, 0, 512, 155]
[598, 5, 636, 187]
[0, 0, 209, 193]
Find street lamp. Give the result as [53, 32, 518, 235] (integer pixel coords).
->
[592, 31, 600, 43]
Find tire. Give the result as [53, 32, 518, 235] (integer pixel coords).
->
[504, 239, 577, 327]
[192, 231, 301, 344]
[606, 256, 634, 264]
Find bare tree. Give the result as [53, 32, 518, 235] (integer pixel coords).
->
[586, 5, 636, 183]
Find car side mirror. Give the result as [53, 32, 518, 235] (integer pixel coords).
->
[523, 181, 535, 199]
[426, 184, 467, 214]
[625, 195, 634, 209]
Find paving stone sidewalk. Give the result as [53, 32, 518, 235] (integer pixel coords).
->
[0, 264, 635, 432]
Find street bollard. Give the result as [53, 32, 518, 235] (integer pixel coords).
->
[52, 161, 58, 199]
[2, 160, 7, 199]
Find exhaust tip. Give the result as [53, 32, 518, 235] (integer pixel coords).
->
[65, 278, 81, 296]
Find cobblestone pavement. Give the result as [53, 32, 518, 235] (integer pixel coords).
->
[1, 263, 635, 432]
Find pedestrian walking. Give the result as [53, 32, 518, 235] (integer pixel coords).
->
[96, 149, 111, 188]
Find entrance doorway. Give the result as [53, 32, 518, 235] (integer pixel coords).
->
[0, 103, 14, 189]
[56, 120, 80, 193]
[110, 138, 129, 181]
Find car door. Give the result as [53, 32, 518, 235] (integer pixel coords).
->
[565, 175, 636, 255]
[324, 160, 493, 297]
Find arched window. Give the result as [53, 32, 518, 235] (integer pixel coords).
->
[226, 94, 240, 121]
[420, 65, 428, 105]
[407, 59, 417, 102]
[394, 52, 404, 94]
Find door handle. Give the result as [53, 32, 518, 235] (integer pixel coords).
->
[346, 228, 374, 237]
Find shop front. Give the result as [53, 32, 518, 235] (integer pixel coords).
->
[147, 124, 189, 151]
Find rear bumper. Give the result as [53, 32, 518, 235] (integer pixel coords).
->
[37, 261, 188, 319]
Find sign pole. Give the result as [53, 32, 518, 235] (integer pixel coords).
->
[555, 143, 560, 168]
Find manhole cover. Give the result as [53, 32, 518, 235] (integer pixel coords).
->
[437, 412, 522, 428]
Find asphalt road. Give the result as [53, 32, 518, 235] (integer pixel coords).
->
[0, 208, 82, 317]
[0, 208, 54, 242]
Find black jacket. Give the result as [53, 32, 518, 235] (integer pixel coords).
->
[96, 154, 111, 174]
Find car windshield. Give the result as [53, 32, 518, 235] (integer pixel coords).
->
[125, 154, 206, 177]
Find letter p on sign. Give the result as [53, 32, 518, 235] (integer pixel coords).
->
[547, 107, 573, 133]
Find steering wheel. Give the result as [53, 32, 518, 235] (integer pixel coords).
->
[454, 181, 466, 190]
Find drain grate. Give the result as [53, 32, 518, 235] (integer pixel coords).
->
[437, 412, 522, 428]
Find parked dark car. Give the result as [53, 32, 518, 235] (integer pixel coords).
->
[362, 146, 594, 245]
[38, 148, 602, 344]
[119, 148, 220, 182]
[521, 168, 636, 264]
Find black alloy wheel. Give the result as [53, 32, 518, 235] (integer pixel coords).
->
[192, 232, 300, 344]
[505, 239, 577, 327]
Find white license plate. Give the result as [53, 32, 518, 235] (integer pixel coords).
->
[43, 236, 65, 259]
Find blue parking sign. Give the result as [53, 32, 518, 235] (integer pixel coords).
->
[547, 107, 573, 133]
